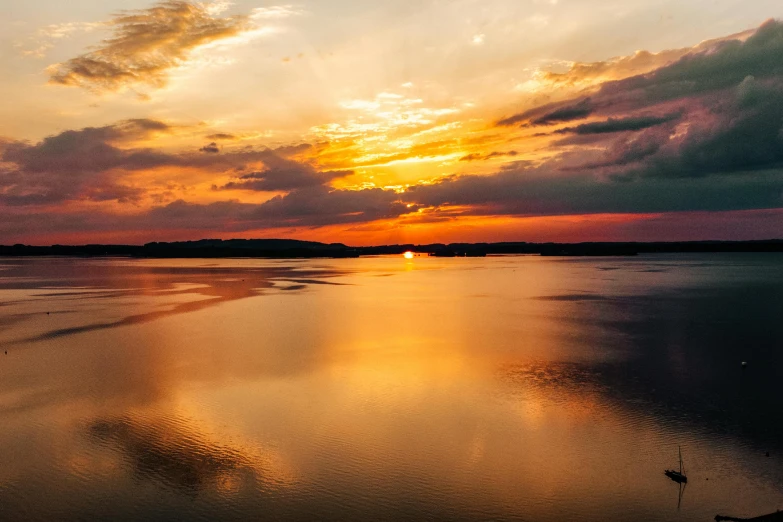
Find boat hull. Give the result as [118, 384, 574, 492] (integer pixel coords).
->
[665, 470, 688, 483]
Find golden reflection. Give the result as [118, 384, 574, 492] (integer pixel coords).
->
[2, 257, 783, 520]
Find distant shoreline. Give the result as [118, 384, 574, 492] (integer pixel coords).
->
[2, 239, 783, 258]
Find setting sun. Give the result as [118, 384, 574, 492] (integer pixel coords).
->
[403, 251, 415, 259]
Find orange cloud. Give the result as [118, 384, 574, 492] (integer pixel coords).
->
[47, 1, 257, 93]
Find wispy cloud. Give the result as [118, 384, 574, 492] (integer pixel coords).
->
[250, 6, 306, 20]
[46, 1, 301, 94]
[15, 21, 105, 58]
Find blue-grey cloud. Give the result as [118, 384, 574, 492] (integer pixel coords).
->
[497, 98, 592, 127]
[555, 113, 681, 135]
[0, 120, 324, 206]
[216, 168, 353, 192]
[403, 167, 783, 216]
[149, 185, 410, 228]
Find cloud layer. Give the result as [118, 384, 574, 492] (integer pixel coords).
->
[409, 21, 783, 222]
[5, 19, 783, 242]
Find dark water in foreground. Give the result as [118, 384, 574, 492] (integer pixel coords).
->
[0, 254, 782, 521]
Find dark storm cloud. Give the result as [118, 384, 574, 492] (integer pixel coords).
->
[48, 1, 250, 92]
[578, 77, 783, 177]
[540, 28, 756, 89]
[556, 113, 681, 135]
[573, 125, 675, 169]
[402, 167, 783, 216]
[598, 19, 783, 103]
[634, 80, 783, 178]
[497, 98, 593, 127]
[414, 23, 783, 218]
[522, 20, 783, 184]
[496, 20, 783, 132]
[531, 98, 593, 125]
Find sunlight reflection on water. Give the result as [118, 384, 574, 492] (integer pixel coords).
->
[0, 254, 782, 521]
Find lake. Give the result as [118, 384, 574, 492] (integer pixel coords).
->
[0, 254, 782, 521]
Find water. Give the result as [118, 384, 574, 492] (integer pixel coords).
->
[0, 254, 782, 521]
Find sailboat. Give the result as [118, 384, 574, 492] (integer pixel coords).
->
[665, 446, 688, 483]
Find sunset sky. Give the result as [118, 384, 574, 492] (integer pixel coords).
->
[2, 0, 783, 245]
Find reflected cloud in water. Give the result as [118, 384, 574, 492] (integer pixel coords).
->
[0, 258, 349, 344]
[88, 415, 278, 495]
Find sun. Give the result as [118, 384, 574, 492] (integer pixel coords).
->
[403, 251, 415, 259]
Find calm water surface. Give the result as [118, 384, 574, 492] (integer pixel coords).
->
[0, 254, 782, 521]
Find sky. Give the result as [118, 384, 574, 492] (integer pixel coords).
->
[2, 0, 783, 245]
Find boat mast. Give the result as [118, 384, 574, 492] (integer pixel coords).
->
[679, 446, 683, 474]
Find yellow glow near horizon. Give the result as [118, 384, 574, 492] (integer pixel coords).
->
[403, 251, 415, 259]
